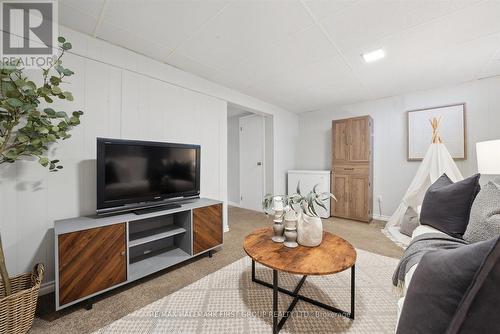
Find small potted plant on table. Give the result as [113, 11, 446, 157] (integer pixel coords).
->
[263, 183, 336, 247]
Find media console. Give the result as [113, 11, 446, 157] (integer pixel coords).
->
[54, 198, 223, 310]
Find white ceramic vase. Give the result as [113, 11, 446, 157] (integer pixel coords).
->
[297, 212, 323, 247]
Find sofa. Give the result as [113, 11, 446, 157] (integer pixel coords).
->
[394, 176, 500, 333]
[396, 224, 447, 323]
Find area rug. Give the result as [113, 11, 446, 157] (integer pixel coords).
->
[94, 249, 399, 333]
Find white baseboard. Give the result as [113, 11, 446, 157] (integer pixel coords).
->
[39, 281, 55, 296]
[373, 214, 390, 221]
[227, 201, 240, 207]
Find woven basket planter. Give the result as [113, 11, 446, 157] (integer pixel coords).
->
[0, 264, 44, 334]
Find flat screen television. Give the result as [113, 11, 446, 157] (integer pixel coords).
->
[96, 138, 200, 214]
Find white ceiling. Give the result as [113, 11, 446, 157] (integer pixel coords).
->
[59, 0, 500, 113]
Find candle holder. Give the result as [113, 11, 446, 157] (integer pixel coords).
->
[283, 214, 298, 248]
[270, 197, 286, 243]
[271, 218, 285, 243]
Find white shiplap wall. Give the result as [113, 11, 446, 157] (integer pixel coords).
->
[0, 28, 228, 289]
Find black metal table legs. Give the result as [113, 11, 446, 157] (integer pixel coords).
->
[251, 260, 355, 333]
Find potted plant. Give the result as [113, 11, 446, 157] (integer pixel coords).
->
[0, 36, 83, 334]
[263, 182, 336, 247]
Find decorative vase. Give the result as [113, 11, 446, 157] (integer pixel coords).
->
[297, 212, 323, 247]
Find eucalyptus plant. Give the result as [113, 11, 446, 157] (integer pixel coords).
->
[0, 36, 83, 171]
[0, 36, 82, 296]
[263, 182, 336, 218]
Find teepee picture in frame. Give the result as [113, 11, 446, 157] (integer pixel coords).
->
[407, 103, 466, 161]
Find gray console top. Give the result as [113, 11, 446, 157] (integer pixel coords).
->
[55, 198, 222, 235]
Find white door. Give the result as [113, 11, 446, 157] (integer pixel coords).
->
[240, 115, 265, 211]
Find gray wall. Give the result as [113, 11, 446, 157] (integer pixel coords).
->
[296, 76, 500, 218]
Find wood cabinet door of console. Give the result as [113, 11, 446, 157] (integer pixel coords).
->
[193, 204, 223, 255]
[58, 223, 126, 306]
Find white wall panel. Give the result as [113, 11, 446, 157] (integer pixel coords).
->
[1, 40, 228, 287]
[1, 25, 298, 291]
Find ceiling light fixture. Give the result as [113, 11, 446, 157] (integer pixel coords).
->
[362, 49, 385, 63]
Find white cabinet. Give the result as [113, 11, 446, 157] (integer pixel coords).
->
[287, 170, 331, 218]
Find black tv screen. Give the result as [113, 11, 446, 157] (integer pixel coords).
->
[97, 138, 200, 213]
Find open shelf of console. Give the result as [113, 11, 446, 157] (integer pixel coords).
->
[129, 247, 191, 281]
[129, 225, 187, 247]
[54, 198, 223, 311]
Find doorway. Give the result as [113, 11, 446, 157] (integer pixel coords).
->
[227, 105, 273, 212]
[239, 114, 265, 211]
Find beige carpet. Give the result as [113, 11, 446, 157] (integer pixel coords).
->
[94, 249, 399, 334]
[32, 207, 402, 333]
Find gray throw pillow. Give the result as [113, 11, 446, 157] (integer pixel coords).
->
[396, 236, 500, 334]
[420, 174, 481, 238]
[400, 206, 420, 237]
[447, 234, 500, 334]
[463, 182, 500, 243]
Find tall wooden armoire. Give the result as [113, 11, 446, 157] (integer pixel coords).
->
[330, 116, 373, 222]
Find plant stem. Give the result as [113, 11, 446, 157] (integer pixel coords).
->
[0, 234, 12, 296]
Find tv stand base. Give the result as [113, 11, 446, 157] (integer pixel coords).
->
[133, 203, 182, 215]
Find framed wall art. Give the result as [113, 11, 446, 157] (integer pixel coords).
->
[407, 103, 466, 161]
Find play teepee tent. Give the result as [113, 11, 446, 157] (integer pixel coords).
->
[383, 117, 464, 247]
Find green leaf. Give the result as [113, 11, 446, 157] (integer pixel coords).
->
[314, 199, 327, 212]
[44, 108, 55, 115]
[6, 98, 22, 107]
[69, 116, 80, 125]
[50, 76, 61, 85]
[63, 91, 74, 101]
[14, 79, 26, 87]
[55, 65, 64, 74]
[62, 42, 72, 50]
[17, 134, 29, 142]
[39, 157, 49, 167]
[51, 86, 62, 94]
[308, 197, 318, 217]
[1, 81, 16, 95]
[62, 68, 74, 76]
[58, 36, 66, 43]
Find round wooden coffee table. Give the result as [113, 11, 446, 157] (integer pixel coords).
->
[243, 227, 357, 334]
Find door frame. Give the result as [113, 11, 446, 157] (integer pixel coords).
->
[239, 114, 266, 211]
